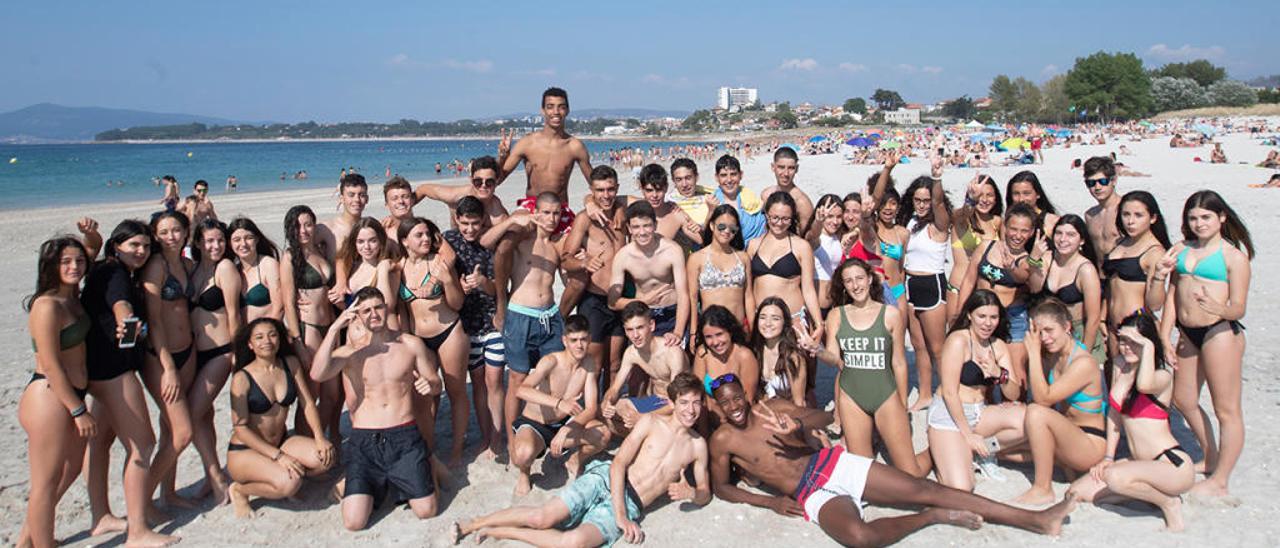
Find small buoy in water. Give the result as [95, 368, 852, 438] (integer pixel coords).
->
[8, 157, 16, 164]
[187, 152, 193, 157]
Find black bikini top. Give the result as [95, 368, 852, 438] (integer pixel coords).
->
[1044, 261, 1085, 305]
[239, 363, 298, 415]
[750, 236, 802, 279]
[1102, 245, 1158, 283]
[958, 334, 997, 387]
[193, 284, 225, 312]
[978, 243, 1021, 288]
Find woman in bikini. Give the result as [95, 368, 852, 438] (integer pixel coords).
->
[229, 217, 282, 323]
[949, 175, 1003, 320]
[399, 216, 469, 466]
[1103, 191, 1171, 354]
[83, 220, 177, 546]
[1005, 170, 1059, 244]
[686, 205, 753, 330]
[1069, 310, 1194, 531]
[749, 297, 806, 406]
[226, 318, 334, 518]
[1016, 298, 1107, 505]
[692, 305, 758, 427]
[1148, 190, 1252, 498]
[899, 162, 953, 412]
[956, 204, 1037, 392]
[333, 217, 401, 345]
[865, 155, 909, 309]
[928, 289, 1025, 491]
[139, 211, 197, 510]
[796, 258, 926, 476]
[1029, 215, 1104, 364]
[281, 205, 340, 445]
[19, 236, 96, 547]
[180, 219, 242, 505]
[746, 192, 822, 333]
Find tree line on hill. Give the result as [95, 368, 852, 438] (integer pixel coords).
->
[95, 117, 658, 141]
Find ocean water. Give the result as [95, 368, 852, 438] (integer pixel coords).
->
[0, 139, 712, 210]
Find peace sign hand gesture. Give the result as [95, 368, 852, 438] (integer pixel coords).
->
[498, 129, 514, 159]
[753, 403, 799, 437]
[792, 323, 823, 357]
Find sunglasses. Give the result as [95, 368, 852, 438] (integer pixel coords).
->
[1084, 177, 1112, 188]
[708, 373, 739, 393]
[471, 177, 498, 188]
[196, 188, 208, 193]
[715, 223, 739, 234]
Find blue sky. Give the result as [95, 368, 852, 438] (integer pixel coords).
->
[2, 1, 1275, 122]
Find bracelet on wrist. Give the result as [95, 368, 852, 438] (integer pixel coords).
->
[1103, 455, 1115, 462]
[70, 404, 88, 418]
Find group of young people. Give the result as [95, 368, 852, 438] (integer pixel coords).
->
[19, 87, 1252, 547]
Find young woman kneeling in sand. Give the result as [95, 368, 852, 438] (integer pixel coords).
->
[226, 318, 334, 518]
[1069, 310, 1193, 531]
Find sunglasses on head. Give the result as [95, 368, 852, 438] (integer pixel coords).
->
[708, 373, 739, 393]
[715, 223, 739, 234]
[472, 177, 498, 188]
[1084, 177, 1112, 188]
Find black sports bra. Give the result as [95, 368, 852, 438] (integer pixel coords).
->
[751, 236, 802, 279]
[240, 363, 298, 415]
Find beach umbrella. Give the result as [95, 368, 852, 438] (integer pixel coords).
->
[965, 120, 985, 129]
[865, 128, 883, 137]
[808, 135, 828, 143]
[846, 137, 874, 148]
[1000, 137, 1030, 150]
[1193, 124, 1215, 136]
[1138, 121, 1155, 129]
[878, 140, 902, 150]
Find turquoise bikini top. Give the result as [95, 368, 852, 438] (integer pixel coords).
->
[879, 241, 903, 261]
[1048, 341, 1105, 415]
[1176, 242, 1228, 283]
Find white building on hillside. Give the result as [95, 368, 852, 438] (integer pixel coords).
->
[717, 87, 759, 110]
[883, 108, 921, 125]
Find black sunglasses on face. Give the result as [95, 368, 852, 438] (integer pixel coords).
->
[472, 178, 498, 188]
[1084, 177, 1111, 188]
[715, 223, 739, 234]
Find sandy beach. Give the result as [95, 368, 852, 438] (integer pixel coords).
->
[2, 126, 1279, 547]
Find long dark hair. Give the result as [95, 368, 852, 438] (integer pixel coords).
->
[949, 289, 1010, 342]
[1181, 190, 1254, 259]
[397, 216, 443, 257]
[1053, 214, 1098, 265]
[149, 210, 191, 254]
[228, 216, 279, 261]
[696, 305, 748, 354]
[1006, 171, 1057, 215]
[338, 217, 397, 275]
[1116, 190, 1172, 249]
[702, 204, 745, 250]
[830, 258, 884, 306]
[190, 218, 229, 265]
[763, 191, 799, 235]
[99, 219, 151, 267]
[24, 236, 88, 311]
[897, 176, 952, 232]
[1116, 309, 1165, 370]
[956, 174, 1002, 238]
[749, 297, 804, 393]
[841, 192, 863, 233]
[284, 205, 317, 289]
[233, 317, 296, 371]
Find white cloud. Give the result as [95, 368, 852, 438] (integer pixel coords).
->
[838, 62, 868, 73]
[1147, 43, 1226, 61]
[922, 66, 943, 74]
[779, 58, 819, 71]
[443, 59, 494, 73]
[896, 63, 917, 73]
[1041, 64, 1060, 76]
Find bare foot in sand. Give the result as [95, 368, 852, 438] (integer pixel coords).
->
[514, 473, 532, 497]
[162, 492, 199, 510]
[928, 508, 984, 530]
[449, 522, 465, 545]
[1189, 479, 1230, 498]
[474, 528, 491, 544]
[1013, 486, 1057, 506]
[229, 483, 253, 519]
[146, 503, 173, 526]
[1160, 496, 1185, 532]
[124, 530, 180, 548]
[208, 472, 231, 506]
[1035, 493, 1078, 536]
[89, 513, 128, 537]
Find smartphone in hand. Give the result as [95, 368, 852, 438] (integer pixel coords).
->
[119, 317, 140, 348]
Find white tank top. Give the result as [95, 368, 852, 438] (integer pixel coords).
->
[903, 218, 949, 273]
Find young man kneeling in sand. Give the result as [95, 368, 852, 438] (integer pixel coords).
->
[310, 287, 443, 531]
[601, 302, 688, 436]
[510, 315, 611, 496]
[708, 375, 1076, 546]
[452, 372, 710, 546]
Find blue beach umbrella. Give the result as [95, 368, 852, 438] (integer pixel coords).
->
[808, 135, 828, 143]
[846, 137, 874, 147]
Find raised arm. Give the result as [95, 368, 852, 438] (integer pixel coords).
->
[928, 161, 951, 231]
[309, 308, 354, 382]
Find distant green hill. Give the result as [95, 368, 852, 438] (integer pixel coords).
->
[0, 103, 246, 142]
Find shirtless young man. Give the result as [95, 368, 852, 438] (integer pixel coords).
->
[601, 302, 688, 435]
[380, 176, 416, 254]
[413, 155, 509, 231]
[508, 315, 611, 496]
[181, 179, 218, 226]
[160, 174, 180, 212]
[760, 147, 815, 234]
[607, 201, 690, 344]
[708, 377, 1077, 546]
[317, 173, 369, 261]
[1082, 156, 1123, 260]
[309, 287, 443, 531]
[452, 372, 710, 547]
[562, 166, 629, 388]
[481, 191, 568, 459]
[633, 163, 706, 251]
